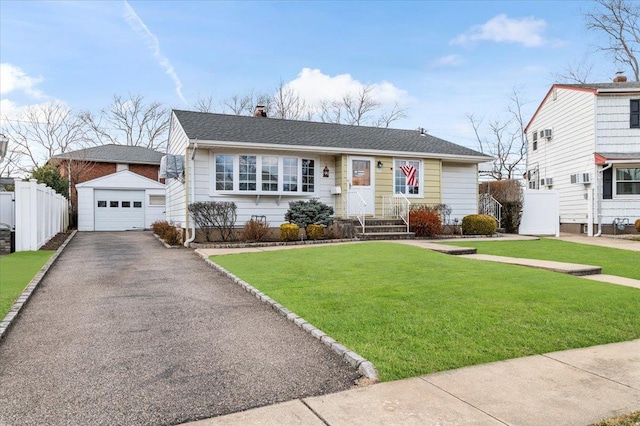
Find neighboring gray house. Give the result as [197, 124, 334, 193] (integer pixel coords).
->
[165, 109, 492, 240]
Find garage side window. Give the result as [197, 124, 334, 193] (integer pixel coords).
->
[97, 200, 107, 208]
[133, 201, 142, 208]
[110, 201, 119, 207]
[149, 195, 166, 205]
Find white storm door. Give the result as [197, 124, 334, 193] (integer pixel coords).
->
[347, 157, 375, 216]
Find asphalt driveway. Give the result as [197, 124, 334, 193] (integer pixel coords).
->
[0, 232, 359, 426]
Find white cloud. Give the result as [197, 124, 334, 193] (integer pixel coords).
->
[285, 68, 408, 107]
[0, 63, 45, 98]
[451, 14, 547, 47]
[429, 54, 465, 68]
[123, 1, 186, 104]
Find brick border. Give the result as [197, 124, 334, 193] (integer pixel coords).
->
[196, 251, 379, 382]
[0, 230, 77, 341]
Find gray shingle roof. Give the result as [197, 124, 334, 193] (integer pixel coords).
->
[172, 110, 490, 160]
[51, 144, 164, 164]
[559, 82, 640, 90]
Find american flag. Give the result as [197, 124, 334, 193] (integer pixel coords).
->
[400, 164, 418, 186]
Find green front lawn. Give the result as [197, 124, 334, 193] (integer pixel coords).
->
[212, 242, 640, 382]
[442, 239, 640, 280]
[0, 251, 54, 319]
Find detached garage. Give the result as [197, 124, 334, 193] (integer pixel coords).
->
[76, 170, 165, 231]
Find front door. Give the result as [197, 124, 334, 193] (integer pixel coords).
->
[347, 156, 376, 216]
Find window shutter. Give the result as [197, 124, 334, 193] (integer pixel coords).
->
[632, 100, 640, 128]
[603, 167, 613, 199]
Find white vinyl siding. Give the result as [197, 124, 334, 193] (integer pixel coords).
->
[165, 113, 189, 227]
[526, 87, 596, 225]
[596, 95, 640, 152]
[441, 163, 478, 222]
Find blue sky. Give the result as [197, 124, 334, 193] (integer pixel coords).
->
[0, 0, 622, 150]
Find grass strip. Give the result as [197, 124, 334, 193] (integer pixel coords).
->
[442, 239, 640, 280]
[0, 251, 54, 319]
[212, 242, 640, 381]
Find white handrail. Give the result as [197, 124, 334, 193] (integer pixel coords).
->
[352, 191, 367, 233]
[396, 192, 411, 232]
[478, 193, 502, 225]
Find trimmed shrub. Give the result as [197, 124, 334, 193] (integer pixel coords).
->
[152, 220, 172, 238]
[285, 199, 334, 228]
[280, 223, 300, 241]
[635, 218, 640, 233]
[188, 201, 237, 241]
[409, 208, 442, 238]
[306, 224, 324, 240]
[163, 226, 182, 246]
[462, 214, 497, 235]
[502, 200, 523, 234]
[243, 219, 270, 242]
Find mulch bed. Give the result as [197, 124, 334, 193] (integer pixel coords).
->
[39, 230, 74, 251]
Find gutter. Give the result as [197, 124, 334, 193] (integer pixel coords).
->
[183, 140, 198, 247]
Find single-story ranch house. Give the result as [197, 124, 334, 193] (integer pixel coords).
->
[165, 109, 492, 241]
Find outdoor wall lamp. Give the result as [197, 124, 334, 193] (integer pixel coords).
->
[377, 161, 383, 169]
[323, 165, 330, 178]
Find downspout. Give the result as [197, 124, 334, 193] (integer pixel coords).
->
[594, 163, 612, 237]
[183, 140, 198, 247]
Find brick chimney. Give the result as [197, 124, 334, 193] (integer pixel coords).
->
[254, 105, 267, 117]
[613, 73, 627, 83]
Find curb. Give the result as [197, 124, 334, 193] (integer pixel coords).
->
[196, 250, 379, 382]
[190, 238, 358, 249]
[0, 230, 77, 341]
[152, 233, 182, 249]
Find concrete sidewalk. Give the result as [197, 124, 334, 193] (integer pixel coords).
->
[184, 339, 640, 426]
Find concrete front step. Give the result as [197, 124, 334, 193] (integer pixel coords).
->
[356, 225, 409, 233]
[357, 232, 416, 241]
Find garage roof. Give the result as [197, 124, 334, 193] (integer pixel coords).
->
[51, 144, 164, 165]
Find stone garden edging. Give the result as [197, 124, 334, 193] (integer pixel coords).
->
[196, 251, 379, 382]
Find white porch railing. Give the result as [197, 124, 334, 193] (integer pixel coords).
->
[343, 191, 367, 233]
[479, 193, 502, 225]
[14, 179, 68, 251]
[381, 193, 411, 232]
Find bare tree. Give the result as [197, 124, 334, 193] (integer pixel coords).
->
[193, 94, 216, 113]
[0, 139, 25, 177]
[81, 94, 170, 151]
[1, 102, 89, 172]
[341, 85, 381, 125]
[553, 56, 595, 84]
[375, 103, 408, 128]
[222, 91, 271, 116]
[271, 80, 307, 120]
[468, 88, 529, 180]
[585, 0, 640, 81]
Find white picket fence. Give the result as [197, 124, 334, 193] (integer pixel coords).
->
[14, 179, 69, 251]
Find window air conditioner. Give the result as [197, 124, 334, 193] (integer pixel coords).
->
[543, 129, 553, 139]
[570, 173, 591, 184]
[540, 177, 553, 187]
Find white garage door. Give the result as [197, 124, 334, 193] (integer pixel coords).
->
[94, 189, 145, 231]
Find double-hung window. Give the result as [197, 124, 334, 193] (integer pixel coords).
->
[394, 159, 421, 196]
[214, 154, 315, 194]
[615, 167, 640, 196]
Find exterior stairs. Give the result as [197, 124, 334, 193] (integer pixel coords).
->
[353, 218, 415, 240]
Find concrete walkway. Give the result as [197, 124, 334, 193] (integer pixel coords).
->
[184, 339, 640, 426]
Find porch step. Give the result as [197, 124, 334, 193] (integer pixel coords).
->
[356, 232, 416, 241]
[353, 218, 414, 240]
